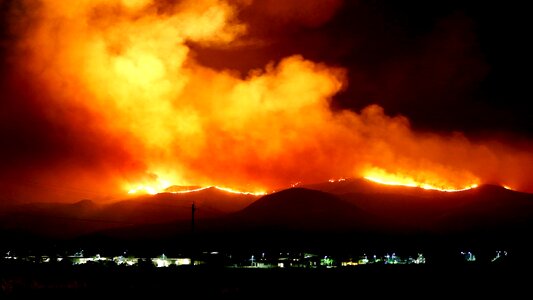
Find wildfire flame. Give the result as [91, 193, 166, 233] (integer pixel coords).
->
[3, 0, 532, 202]
[363, 168, 479, 192]
[128, 183, 267, 196]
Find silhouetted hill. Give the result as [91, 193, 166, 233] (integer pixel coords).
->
[81, 188, 375, 251]
[2, 181, 533, 253]
[211, 184, 533, 250]
[431, 185, 533, 232]
[235, 188, 370, 231]
[0, 187, 260, 239]
[303, 178, 450, 198]
[334, 185, 533, 231]
[158, 187, 260, 213]
[0, 200, 106, 238]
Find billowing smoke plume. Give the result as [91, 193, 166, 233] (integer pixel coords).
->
[1, 0, 531, 201]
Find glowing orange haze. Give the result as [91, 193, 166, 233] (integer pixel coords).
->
[11, 0, 532, 197]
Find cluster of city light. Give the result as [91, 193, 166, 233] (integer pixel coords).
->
[3, 251, 191, 267]
[460, 250, 508, 262]
[240, 252, 429, 268]
[3, 250, 510, 267]
[340, 253, 426, 266]
[460, 251, 476, 262]
[491, 250, 508, 262]
[153, 254, 191, 267]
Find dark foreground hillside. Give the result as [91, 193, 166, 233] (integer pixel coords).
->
[1, 263, 529, 298]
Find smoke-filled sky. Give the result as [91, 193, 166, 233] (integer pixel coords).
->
[0, 0, 531, 202]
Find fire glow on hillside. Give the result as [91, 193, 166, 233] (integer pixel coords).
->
[363, 167, 479, 192]
[128, 183, 267, 196]
[1, 0, 531, 201]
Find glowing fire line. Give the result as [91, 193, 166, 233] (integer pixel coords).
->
[169, 186, 267, 196]
[362, 167, 480, 192]
[363, 176, 478, 192]
[128, 185, 267, 196]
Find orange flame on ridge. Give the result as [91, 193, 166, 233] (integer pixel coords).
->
[128, 183, 267, 196]
[363, 167, 479, 192]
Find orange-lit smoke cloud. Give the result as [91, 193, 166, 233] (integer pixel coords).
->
[5, 0, 533, 199]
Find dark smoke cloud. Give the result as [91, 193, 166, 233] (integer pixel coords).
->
[196, 0, 531, 136]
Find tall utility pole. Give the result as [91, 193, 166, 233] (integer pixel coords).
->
[191, 202, 197, 266]
[191, 202, 196, 233]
